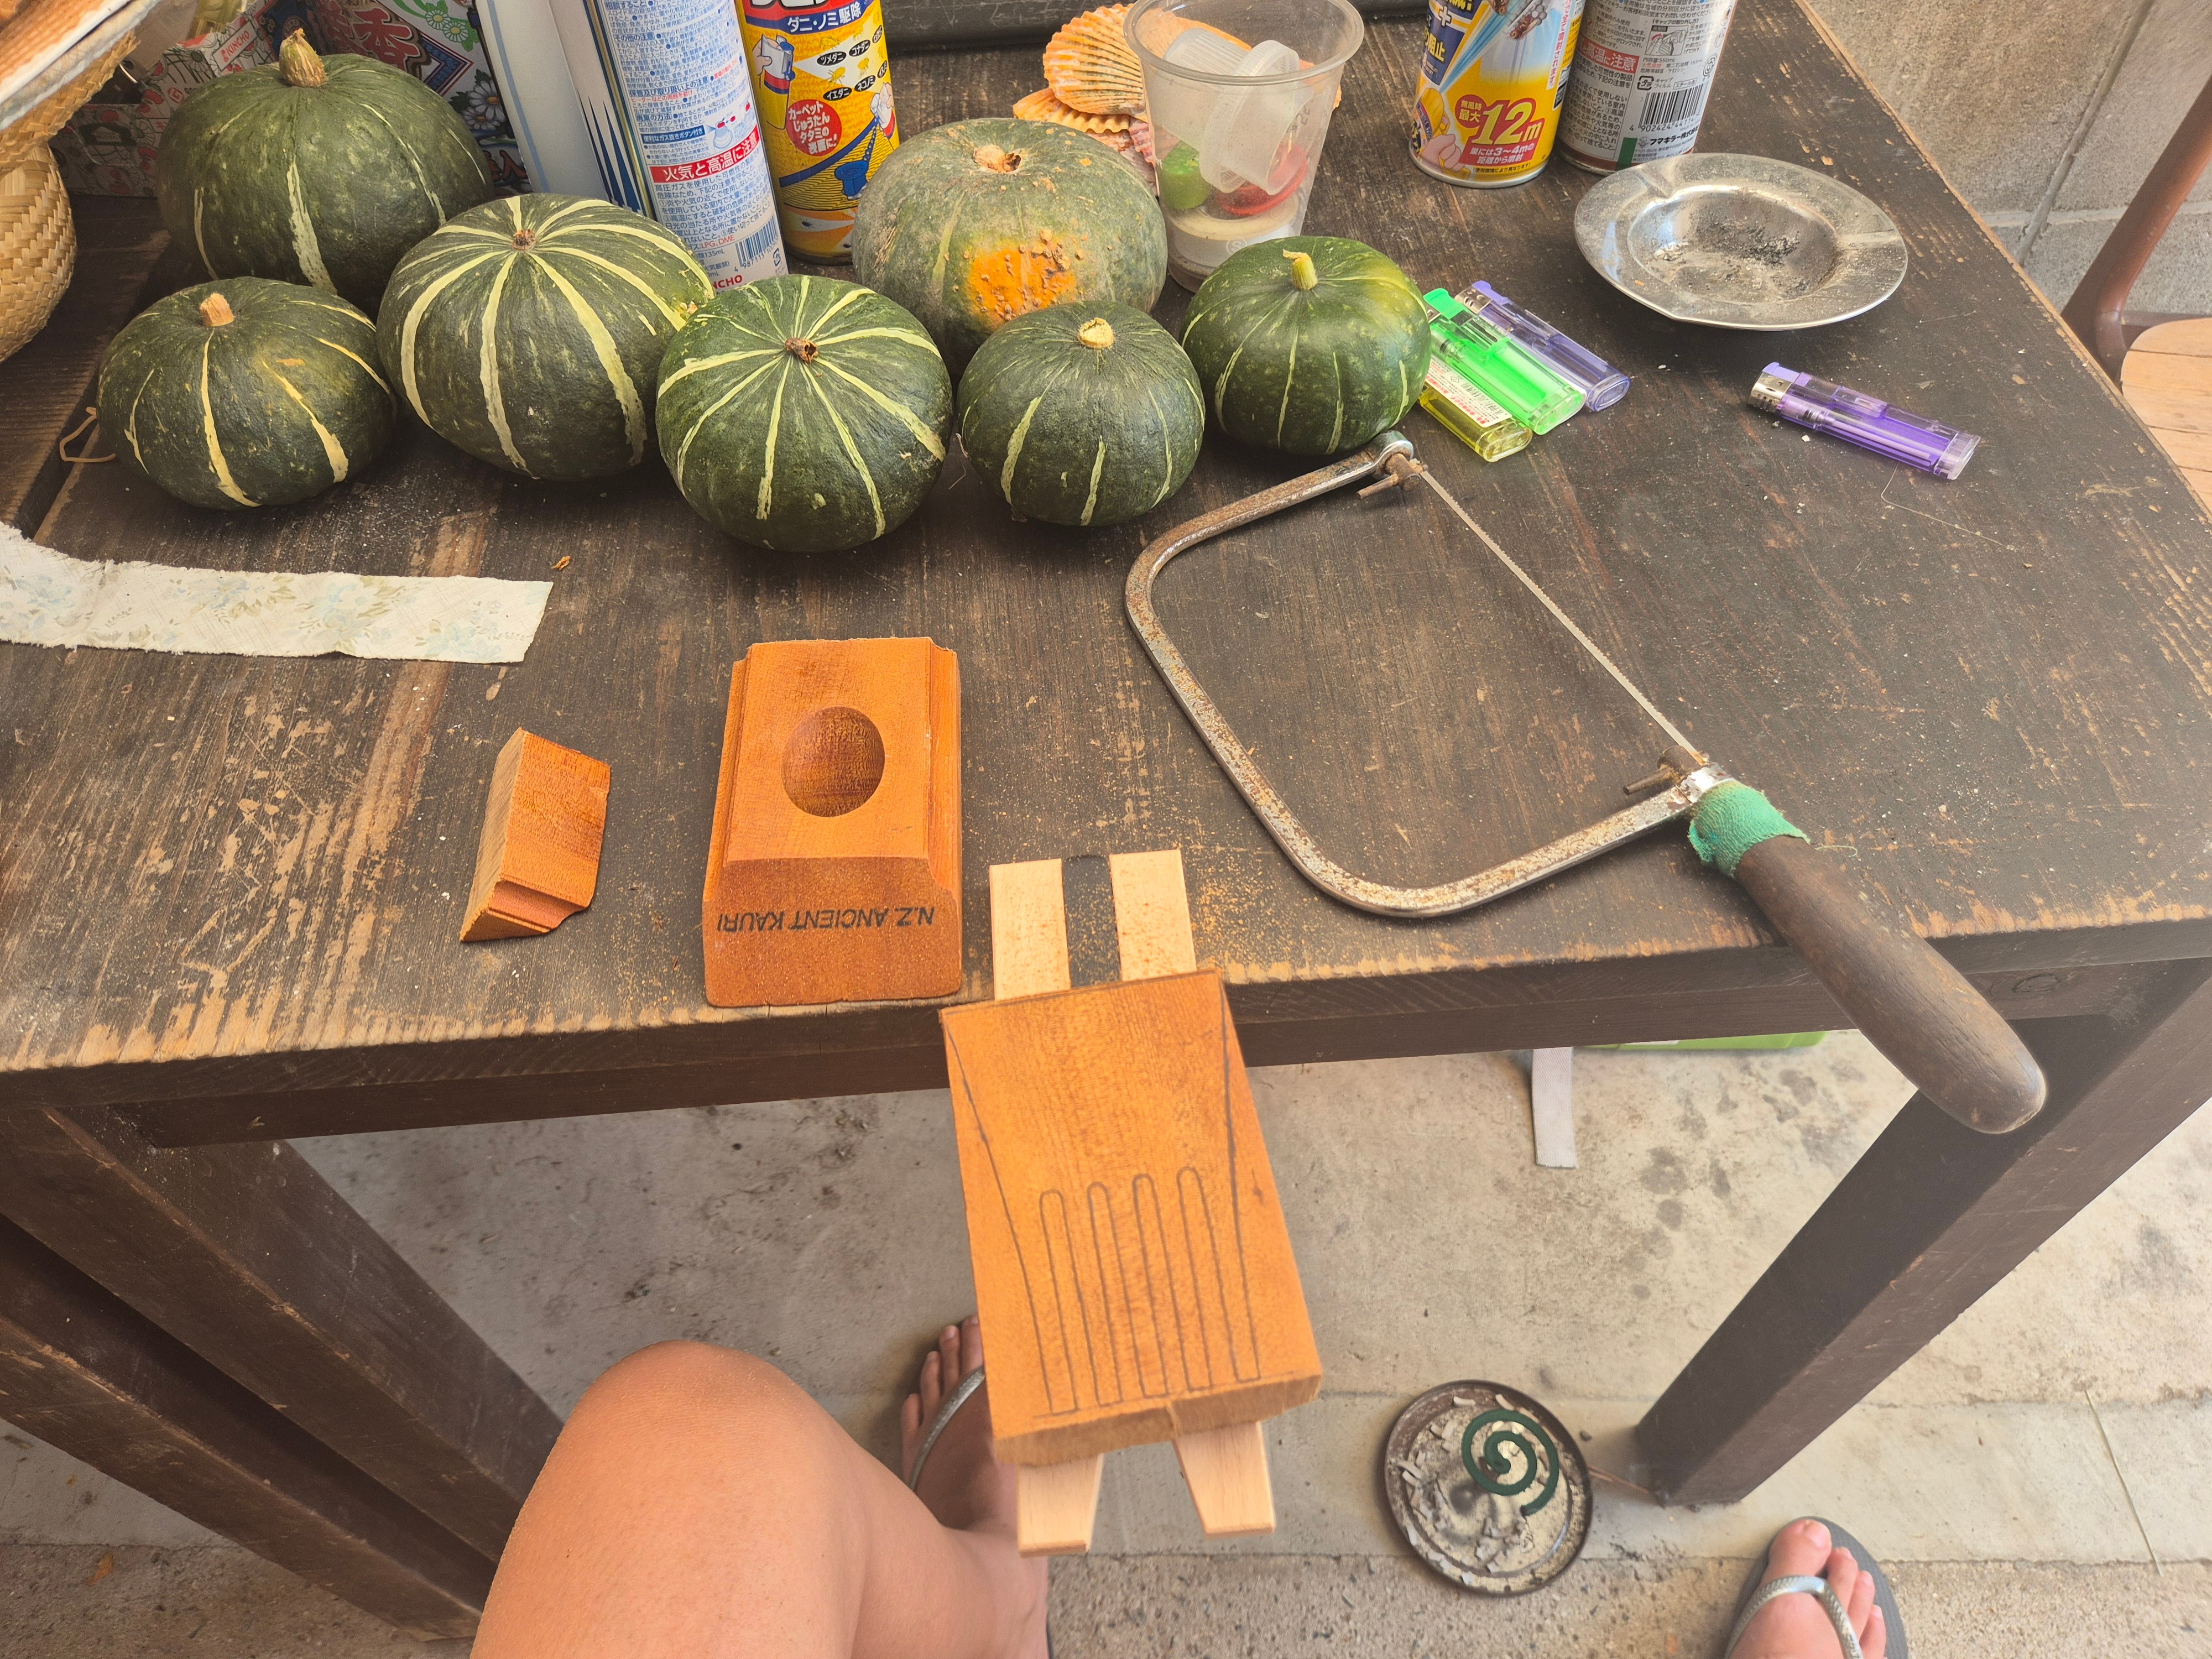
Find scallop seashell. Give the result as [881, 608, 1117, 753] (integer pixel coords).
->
[1012, 87, 1133, 134]
[1043, 4, 1149, 116]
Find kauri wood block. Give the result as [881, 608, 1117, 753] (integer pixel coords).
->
[940, 967, 1322, 1467]
[460, 730, 610, 942]
[703, 638, 961, 1008]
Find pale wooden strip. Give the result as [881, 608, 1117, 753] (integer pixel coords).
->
[2145, 424, 2212, 473]
[1108, 848, 1198, 980]
[2124, 385, 2212, 436]
[1530, 1047, 1578, 1168]
[1014, 1454, 1104, 1557]
[2180, 468, 2212, 512]
[2119, 348, 2212, 397]
[1174, 1420, 1275, 1537]
[988, 853, 1102, 1552]
[2130, 318, 2212, 359]
[988, 859, 1070, 999]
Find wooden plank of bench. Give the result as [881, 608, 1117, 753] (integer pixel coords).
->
[0, 1105, 563, 1560]
[0, 1214, 492, 1640]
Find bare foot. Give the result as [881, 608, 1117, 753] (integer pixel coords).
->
[899, 1316, 1049, 1659]
[1730, 1519, 1888, 1659]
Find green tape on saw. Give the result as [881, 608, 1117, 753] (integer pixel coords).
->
[1687, 780, 1808, 878]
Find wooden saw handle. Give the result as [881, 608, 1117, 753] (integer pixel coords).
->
[1731, 835, 2046, 1133]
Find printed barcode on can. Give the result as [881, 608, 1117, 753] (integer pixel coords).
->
[738, 220, 784, 267]
[1640, 85, 1705, 128]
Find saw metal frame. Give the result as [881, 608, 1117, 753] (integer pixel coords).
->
[1124, 433, 1725, 920]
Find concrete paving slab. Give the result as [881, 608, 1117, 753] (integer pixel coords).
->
[2096, 1396, 2212, 1563]
[6, 1544, 2209, 1659]
[2023, 208, 2212, 317]
[1811, 0, 2143, 213]
[2054, 0, 2212, 212]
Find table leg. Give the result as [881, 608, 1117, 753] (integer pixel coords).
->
[0, 1215, 491, 1640]
[1638, 958, 2212, 1503]
[0, 1104, 561, 1561]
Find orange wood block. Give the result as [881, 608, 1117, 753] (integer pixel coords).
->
[460, 729, 611, 942]
[702, 638, 961, 1008]
[940, 967, 1322, 1467]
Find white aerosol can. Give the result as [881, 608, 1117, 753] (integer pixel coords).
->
[1558, 0, 1738, 173]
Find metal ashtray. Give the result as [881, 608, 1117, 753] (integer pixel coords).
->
[1383, 1380, 1593, 1595]
[1573, 153, 1908, 330]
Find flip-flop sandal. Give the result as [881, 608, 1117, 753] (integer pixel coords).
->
[1724, 1517, 1907, 1659]
[904, 1363, 1055, 1658]
[905, 1361, 986, 1491]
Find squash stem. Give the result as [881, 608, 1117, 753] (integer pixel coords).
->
[278, 28, 328, 88]
[199, 292, 235, 327]
[785, 337, 820, 363]
[1077, 317, 1115, 350]
[1283, 249, 1319, 291]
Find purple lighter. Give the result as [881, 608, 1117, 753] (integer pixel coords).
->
[1750, 364, 1981, 479]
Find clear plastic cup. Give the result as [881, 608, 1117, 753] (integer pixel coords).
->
[1128, 0, 1365, 290]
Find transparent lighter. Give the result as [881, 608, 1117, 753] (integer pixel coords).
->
[1421, 289, 1583, 433]
[1462, 282, 1631, 411]
[1750, 364, 1981, 479]
[1419, 357, 1533, 462]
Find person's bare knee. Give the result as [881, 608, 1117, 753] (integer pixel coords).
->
[561, 1339, 853, 1485]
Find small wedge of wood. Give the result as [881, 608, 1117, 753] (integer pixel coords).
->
[460, 729, 610, 942]
[946, 849, 1321, 1554]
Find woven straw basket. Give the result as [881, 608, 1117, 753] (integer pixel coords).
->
[0, 20, 142, 362]
[0, 140, 74, 358]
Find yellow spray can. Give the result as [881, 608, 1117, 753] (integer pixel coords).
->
[740, 0, 900, 262]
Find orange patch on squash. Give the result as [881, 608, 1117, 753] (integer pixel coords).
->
[966, 231, 1084, 327]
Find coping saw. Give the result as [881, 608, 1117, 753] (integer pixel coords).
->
[1125, 431, 2046, 1135]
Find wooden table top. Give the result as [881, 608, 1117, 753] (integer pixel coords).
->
[6, 1, 2210, 1135]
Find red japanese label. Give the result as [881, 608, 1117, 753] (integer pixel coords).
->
[649, 129, 763, 183]
[1582, 43, 1638, 73]
[785, 98, 840, 157]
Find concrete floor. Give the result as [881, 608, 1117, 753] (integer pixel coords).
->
[3, 1034, 2209, 1654]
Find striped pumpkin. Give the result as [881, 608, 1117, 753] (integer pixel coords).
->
[1182, 238, 1429, 456]
[378, 195, 713, 481]
[155, 33, 492, 311]
[656, 275, 952, 554]
[97, 278, 393, 510]
[956, 303, 1203, 528]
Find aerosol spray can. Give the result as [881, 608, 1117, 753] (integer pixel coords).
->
[740, 0, 900, 263]
[1558, 0, 1738, 173]
[549, 0, 788, 288]
[1410, 0, 1584, 189]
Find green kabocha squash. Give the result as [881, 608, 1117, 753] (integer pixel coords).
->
[957, 303, 1203, 528]
[852, 118, 1166, 368]
[1181, 237, 1429, 456]
[657, 275, 952, 554]
[156, 32, 492, 310]
[378, 195, 713, 481]
[97, 278, 393, 510]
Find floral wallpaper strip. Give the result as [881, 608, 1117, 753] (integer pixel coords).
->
[0, 528, 551, 664]
[309, 0, 529, 190]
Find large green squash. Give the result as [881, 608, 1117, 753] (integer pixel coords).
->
[379, 195, 713, 481]
[852, 118, 1165, 369]
[97, 277, 393, 510]
[156, 33, 491, 311]
[957, 302, 1203, 528]
[1181, 237, 1428, 456]
[658, 275, 952, 553]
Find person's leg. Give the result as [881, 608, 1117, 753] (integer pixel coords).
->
[471, 1318, 1045, 1659]
[1729, 1519, 1888, 1659]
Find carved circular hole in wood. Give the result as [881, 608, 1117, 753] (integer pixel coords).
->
[782, 706, 886, 817]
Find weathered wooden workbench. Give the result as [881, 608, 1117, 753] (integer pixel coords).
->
[3, 0, 2209, 1636]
